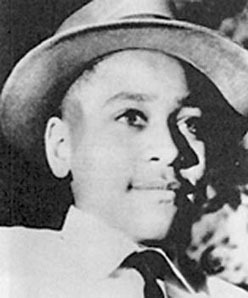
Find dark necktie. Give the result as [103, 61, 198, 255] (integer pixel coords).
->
[120, 250, 192, 298]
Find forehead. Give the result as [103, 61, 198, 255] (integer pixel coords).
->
[64, 49, 190, 112]
[85, 50, 187, 90]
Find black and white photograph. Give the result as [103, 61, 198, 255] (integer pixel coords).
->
[1, 0, 248, 297]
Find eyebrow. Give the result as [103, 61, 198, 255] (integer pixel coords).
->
[104, 91, 194, 108]
[104, 92, 152, 106]
[180, 94, 200, 107]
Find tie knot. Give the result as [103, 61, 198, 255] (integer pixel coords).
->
[121, 250, 171, 281]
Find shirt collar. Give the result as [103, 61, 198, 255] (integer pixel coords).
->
[62, 205, 141, 280]
[61, 205, 205, 294]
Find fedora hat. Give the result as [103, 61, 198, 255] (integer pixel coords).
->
[1, 0, 248, 159]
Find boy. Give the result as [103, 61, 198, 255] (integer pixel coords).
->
[0, 0, 248, 297]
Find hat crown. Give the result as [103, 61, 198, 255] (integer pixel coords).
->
[57, 0, 173, 33]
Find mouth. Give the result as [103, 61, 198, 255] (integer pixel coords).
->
[127, 180, 181, 192]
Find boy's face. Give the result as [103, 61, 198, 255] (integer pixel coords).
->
[46, 50, 205, 242]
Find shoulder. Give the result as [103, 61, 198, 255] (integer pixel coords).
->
[0, 226, 64, 276]
[0, 225, 61, 252]
[0, 226, 62, 268]
[0, 226, 86, 298]
[207, 276, 248, 298]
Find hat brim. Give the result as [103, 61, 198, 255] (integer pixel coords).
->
[1, 19, 248, 153]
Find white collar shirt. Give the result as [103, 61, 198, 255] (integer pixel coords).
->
[0, 206, 247, 298]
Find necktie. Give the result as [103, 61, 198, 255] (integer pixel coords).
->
[120, 250, 196, 298]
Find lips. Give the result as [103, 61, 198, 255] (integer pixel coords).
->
[128, 180, 181, 192]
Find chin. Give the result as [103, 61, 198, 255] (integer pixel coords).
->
[134, 218, 173, 243]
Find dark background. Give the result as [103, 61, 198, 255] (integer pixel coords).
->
[0, 0, 92, 89]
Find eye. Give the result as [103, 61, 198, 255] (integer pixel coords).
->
[185, 118, 198, 135]
[116, 109, 147, 129]
[178, 117, 201, 138]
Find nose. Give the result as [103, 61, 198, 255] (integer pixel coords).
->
[145, 126, 179, 166]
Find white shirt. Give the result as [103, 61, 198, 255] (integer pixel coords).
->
[0, 206, 247, 298]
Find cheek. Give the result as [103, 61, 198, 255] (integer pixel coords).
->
[71, 133, 137, 192]
[180, 139, 206, 185]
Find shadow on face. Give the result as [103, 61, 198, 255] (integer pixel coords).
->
[159, 61, 248, 262]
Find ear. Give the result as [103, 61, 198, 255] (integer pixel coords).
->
[45, 117, 71, 178]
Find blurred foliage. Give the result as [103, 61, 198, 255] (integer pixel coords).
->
[173, 0, 248, 48]
[173, 0, 247, 29]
